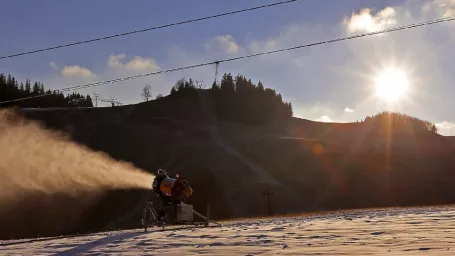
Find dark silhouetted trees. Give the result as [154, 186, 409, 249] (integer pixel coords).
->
[169, 73, 293, 125]
[0, 73, 93, 108]
[169, 78, 198, 98]
[211, 73, 293, 125]
[362, 111, 438, 134]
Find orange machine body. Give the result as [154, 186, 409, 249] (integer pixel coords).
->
[159, 177, 176, 196]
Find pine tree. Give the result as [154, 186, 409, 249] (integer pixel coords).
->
[32, 82, 40, 95]
[85, 95, 93, 107]
[39, 83, 45, 94]
[25, 79, 31, 94]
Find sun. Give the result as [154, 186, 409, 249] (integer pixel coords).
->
[375, 68, 409, 101]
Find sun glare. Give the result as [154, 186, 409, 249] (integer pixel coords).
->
[375, 68, 409, 101]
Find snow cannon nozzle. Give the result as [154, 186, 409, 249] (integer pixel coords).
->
[151, 169, 193, 203]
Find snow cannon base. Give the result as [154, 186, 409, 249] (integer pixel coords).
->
[141, 202, 220, 231]
[159, 203, 193, 223]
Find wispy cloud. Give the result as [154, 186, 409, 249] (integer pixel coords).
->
[316, 115, 332, 122]
[423, 0, 455, 18]
[436, 121, 455, 136]
[37, 54, 170, 107]
[49, 62, 58, 70]
[344, 107, 354, 113]
[61, 65, 95, 79]
[343, 7, 397, 33]
[205, 35, 240, 55]
[108, 53, 160, 71]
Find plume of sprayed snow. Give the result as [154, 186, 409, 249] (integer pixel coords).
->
[0, 109, 155, 207]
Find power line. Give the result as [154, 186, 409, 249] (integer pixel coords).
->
[0, 0, 301, 60]
[1, 15, 454, 105]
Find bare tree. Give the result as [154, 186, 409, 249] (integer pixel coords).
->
[195, 80, 206, 89]
[155, 93, 163, 99]
[141, 84, 152, 101]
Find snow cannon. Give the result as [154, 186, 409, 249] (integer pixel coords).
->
[143, 169, 218, 230]
[152, 169, 193, 203]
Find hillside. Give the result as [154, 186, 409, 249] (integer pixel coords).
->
[223, 113, 455, 210]
[0, 89, 295, 240]
[2, 85, 455, 240]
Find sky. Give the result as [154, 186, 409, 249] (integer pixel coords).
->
[1, 0, 455, 135]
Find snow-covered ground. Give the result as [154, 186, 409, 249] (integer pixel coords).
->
[1, 206, 455, 255]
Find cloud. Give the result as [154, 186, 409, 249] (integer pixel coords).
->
[108, 53, 160, 71]
[343, 7, 397, 33]
[344, 107, 354, 113]
[205, 35, 240, 54]
[61, 65, 95, 79]
[49, 62, 58, 70]
[35, 53, 171, 107]
[249, 39, 277, 54]
[316, 115, 332, 122]
[292, 103, 336, 120]
[436, 121, 455, 136]
[423, 0, 455, 18]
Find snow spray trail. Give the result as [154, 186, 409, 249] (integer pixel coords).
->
[0, 109, 155, 208]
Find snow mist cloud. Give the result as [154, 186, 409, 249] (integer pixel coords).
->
[0, 109, 155, 209]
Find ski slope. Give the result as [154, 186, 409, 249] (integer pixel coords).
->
[1, 206, 454, 255]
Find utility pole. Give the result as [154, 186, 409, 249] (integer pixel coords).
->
[262, 189, 274, 215]
[214, 61, 220, 86]
[109, 96, 116, 107]
[213, 61, 221, 136]
[93, 93, 99, 107]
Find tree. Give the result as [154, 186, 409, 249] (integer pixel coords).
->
[85, 95, 94, 107]
[0, 72, 96, 108]
[362, 111, 437, 134]
[25, 79, 31, 94]
[156, 94, 163, 99]
[141, 84, 152, 101]
[170, 78, 198, 97]
[195, 80, 205, 89]
[32, 82, 40, 95]
[207, 72, 293, 125]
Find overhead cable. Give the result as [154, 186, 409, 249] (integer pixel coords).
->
[1, 15, 454, 105]
[0, 0, 301, 60]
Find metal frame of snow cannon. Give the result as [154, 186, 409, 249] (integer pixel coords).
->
[141, 201, 213, 232]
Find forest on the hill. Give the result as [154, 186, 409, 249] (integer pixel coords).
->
[170, 73, 293, 125]
[0, 73, 93, 108]
[0, 71, 439, 132]
[361, 111, 438, 134]
[169, 72, 438, 131]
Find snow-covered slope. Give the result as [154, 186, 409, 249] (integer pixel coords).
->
[1, 206, 454, 255]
